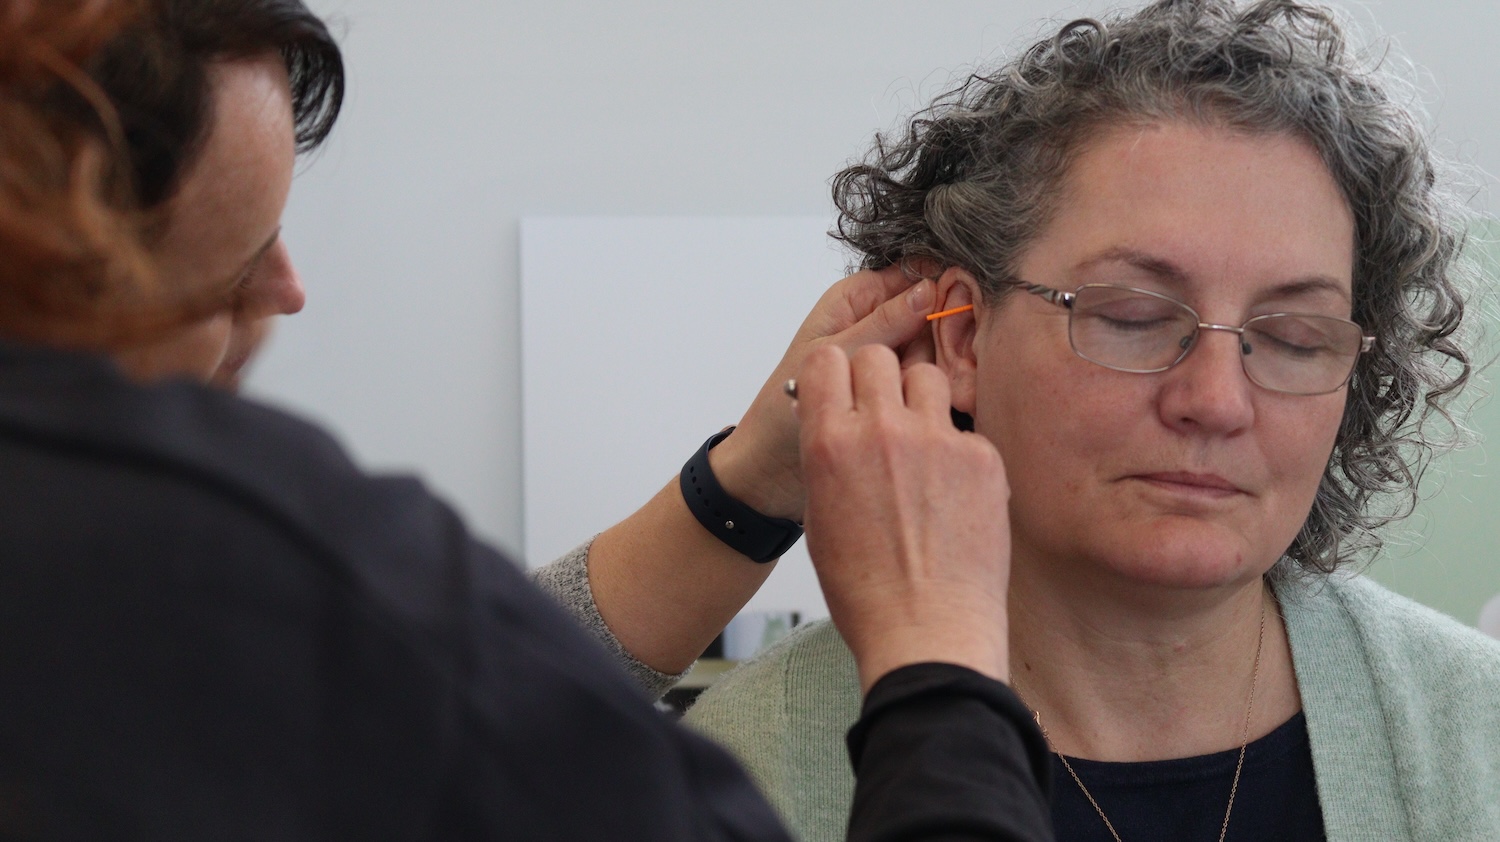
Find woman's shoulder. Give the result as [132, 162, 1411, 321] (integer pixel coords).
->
[684, 617, 862, 736]
[1281, 572, 1500, 840]
[682, 618, 862, 842]
[1281, 571, 1500, 679]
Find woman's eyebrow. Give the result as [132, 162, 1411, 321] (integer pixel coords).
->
[1258, 277, 1352, 304]
[1074, 247, 1190, 284]
[1075, 247, 1351, 303]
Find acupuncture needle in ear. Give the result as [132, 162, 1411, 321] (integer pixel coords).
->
[784, 304, 972, 400]
[926, 304, 974, 321]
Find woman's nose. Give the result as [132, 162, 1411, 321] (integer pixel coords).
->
[1157, 327, 1256, 435]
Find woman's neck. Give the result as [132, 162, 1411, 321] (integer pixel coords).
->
[1006, 560, 1302, 763]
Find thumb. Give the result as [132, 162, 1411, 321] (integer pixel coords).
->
[830, 279, 935, 354]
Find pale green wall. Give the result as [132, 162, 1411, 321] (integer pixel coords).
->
[1365, 219, 1500, 627]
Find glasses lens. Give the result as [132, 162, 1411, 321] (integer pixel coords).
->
[1241, 314, 1365, 395]
[1068, 286, 1198, 373]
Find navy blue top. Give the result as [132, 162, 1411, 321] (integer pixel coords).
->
[0, 341, 1055, 842]
[1051, 713, 1325, 841]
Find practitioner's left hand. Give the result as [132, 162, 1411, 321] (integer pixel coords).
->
[709, 266, 937, 523]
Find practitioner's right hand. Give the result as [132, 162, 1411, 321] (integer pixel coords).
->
[709, 266, 937, 522]
[795, 344, 1012, 693]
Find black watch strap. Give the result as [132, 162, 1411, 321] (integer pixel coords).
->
[680, 427, 803, 563]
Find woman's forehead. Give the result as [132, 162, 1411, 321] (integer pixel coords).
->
[1013, 121, 1356, 302]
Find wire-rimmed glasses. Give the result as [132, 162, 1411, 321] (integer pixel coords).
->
[1016, 282, 1375, 396]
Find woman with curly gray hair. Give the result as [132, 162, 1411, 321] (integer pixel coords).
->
[682, 1, 1500, 840]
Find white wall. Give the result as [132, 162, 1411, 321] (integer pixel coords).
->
[251, 0, 1500, 561]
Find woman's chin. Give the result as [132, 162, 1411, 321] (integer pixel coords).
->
[1067, 522, 1281, 594]
[1105, 553, 1257, 592]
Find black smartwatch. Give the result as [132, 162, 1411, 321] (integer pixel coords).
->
[680, 427, 804, 563]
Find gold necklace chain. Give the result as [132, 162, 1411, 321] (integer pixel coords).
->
[1018, 600, 1267, 842]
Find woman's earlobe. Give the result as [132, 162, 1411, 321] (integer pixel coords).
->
[947, 353, 979, 414]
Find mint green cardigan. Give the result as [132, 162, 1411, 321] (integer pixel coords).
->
[683, 575, 1500, 841]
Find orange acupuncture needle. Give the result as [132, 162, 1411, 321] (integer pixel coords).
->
[926, 304, 974, 321]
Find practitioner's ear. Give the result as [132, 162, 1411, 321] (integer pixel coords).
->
[933, 267, 981, 415]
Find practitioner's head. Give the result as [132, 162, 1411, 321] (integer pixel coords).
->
[834, 0, 1472, 579]
[89, 0, 344, 389]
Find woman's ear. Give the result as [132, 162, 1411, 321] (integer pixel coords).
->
[933, 267, 981, 415]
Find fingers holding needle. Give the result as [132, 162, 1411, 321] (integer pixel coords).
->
[787, 304, 968, 402]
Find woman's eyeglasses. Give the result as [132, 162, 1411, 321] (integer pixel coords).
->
[1015, 282, 1375, 396]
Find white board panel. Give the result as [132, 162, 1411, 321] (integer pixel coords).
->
[521, 216, 851, 618]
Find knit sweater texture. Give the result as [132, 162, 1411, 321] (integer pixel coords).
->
[528, 540, 685, 698]
[683, 574, 1500, 842]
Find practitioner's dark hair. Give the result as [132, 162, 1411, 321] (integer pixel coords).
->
[89, 0, 344, 207]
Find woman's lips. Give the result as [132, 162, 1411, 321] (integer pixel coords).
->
[1131, 471, 1247, 497]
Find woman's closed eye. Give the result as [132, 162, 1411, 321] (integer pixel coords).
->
[1084, 299, 1187, 333]
[1249, 317, 1346, 359]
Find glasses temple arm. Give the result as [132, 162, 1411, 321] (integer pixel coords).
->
[1013, 281, 1075, 309]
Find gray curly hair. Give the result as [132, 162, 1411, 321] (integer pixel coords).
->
[832, 0, 1476, 575]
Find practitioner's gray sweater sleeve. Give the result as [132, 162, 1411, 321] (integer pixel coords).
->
[528, 538, 687, 699]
